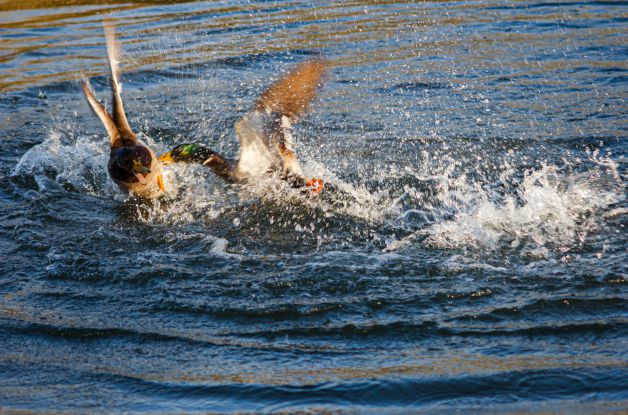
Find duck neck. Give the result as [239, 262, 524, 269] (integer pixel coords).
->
[172, 144, 236, 182]
[203, 153, 236, 182]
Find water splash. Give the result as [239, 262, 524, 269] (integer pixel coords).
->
[12, 123, 624, 261]
[386, 156, 623, 258]
[12, 130, 115, 196]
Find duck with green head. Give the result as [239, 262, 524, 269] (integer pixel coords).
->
[159, 59, 328, 194]
[82, 21, 165, 199]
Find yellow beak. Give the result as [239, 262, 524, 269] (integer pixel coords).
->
[158, 151, 174, 165]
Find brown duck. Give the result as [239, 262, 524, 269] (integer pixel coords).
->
[82, 22, 165, 199]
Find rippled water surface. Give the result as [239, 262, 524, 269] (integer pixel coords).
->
[1, 0, 627, 413]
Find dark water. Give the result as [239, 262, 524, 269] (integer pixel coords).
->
[1, 0, 627, 413]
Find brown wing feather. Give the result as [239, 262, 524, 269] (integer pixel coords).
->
[103, 20, 136, 144]
[255, 59, 329, 121]
[81, 79, 122, 147]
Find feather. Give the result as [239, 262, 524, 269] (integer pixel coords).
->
[103, 20, 136, 143]
[81, 79, 122, 147]
[255, 59, 328, 122]
[234, 111, 275, 178]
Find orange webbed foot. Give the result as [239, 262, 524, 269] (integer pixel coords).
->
[305, 178, 324, 194]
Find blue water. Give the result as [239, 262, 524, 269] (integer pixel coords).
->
[1, 1, 626, 413]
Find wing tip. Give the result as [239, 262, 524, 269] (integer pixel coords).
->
[102, 19, 121, 89]
[80, 77, 91, 94]
[255, 57, 331, 120]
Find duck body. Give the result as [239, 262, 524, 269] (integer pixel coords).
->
[81, 21, 165, 199]
[161, 142, 323, 194]
[160, 59, 328, 193]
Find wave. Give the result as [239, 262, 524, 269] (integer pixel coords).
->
[385, 151, 624, 257]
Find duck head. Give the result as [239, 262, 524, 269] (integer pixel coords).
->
[109, 145, 154, 184]
[158, 144, 216, 165]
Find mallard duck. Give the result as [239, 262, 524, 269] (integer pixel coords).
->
[82, 22, 165, 199]
[158, 59, 327, 193]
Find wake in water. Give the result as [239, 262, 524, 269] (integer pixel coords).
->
[12, 121, 624, 261]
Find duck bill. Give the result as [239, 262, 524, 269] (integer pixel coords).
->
[132, 171, 148, 184]
[158, 151, 174, 165]
[130, 160, 151, 184]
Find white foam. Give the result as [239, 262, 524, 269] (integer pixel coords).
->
[13, 130, 117, 197]
[423, 163, 622, 256]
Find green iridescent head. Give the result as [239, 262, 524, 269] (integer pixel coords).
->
[158, 143, 214, 165]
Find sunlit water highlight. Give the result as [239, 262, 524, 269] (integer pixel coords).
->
[1, 1, 626, 413]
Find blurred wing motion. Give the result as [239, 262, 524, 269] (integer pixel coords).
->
[234, 59, 328, 180]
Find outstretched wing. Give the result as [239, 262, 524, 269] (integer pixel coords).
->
[103, 20, 136, 144]
[234, 59, 328, 179]
[255, 59, 328, 123]
[81, 78, 121, 146]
